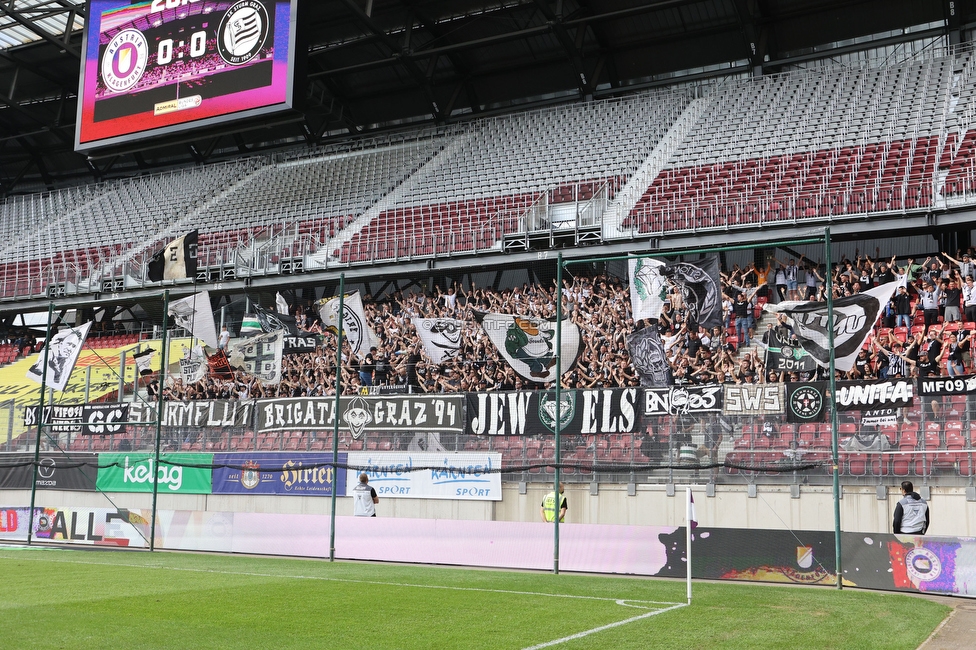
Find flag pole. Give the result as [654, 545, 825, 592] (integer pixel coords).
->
[825, 228, 842, 589]
[553, 253, 563, 574]
[27, 302, 55, 546]
[150, 290, 170, 552]
[686, 486, 693, 604]
[329, 274, 345, 562]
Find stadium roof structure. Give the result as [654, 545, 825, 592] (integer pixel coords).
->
[0, 0, 971, 194]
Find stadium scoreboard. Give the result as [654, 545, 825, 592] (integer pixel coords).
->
[76, 0, 300, 152]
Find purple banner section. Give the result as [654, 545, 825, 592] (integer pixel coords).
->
[212, 453, 347, 496]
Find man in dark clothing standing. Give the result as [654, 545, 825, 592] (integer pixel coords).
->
[893, 481, 929, 534]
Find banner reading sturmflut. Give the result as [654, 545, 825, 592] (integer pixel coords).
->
[255, 396, 465, 435]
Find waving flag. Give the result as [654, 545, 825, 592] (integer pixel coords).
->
[229, 329, 284, 385]
[627, 326, 673, 387]
[132, 347, 156, 376]
[629, 256, 668, 321]
[413, 318, 463, 364]
[317, 291, 379, 357]
[662, 256, 722, 329]
[147, 230, 197, 282]
[764, 282, 898, 372]
[480, 313, 580, 384]
[168, 291, 218, 349]
[26, 322, 92, 392]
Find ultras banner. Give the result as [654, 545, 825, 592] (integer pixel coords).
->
[917, 374, 976, 396]
[126, 400, 254, 428]
[212, 453, 348, 496]
[23, 404, 131, 436]
[346, 452, 503, 500]
[256, 396, 465, 435]
[722, 384, 785, 416]
[465, 388, 640, 436]
[642, 385, 723, 416]
[0, 453, 98, 491]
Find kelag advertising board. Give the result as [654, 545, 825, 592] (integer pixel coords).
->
[96, 453, 213, 494]
[76, 0, 299, 151]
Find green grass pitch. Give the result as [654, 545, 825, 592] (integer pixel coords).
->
[0, 546, 949, 649]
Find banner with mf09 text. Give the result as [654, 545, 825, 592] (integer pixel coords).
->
[346, 452, 503, 500]
[95, 453, 213, 494]
[0, 506, 152, 547]
[212, 453, 347, 496]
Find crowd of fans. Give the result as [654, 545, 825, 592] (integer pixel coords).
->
[159, 247, 976, 400]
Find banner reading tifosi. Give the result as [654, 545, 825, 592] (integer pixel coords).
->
[917, 374, 976, 396]
[0, 506, 152, 546]
[256, 396, 465, 436]
[722, 384, 785, 416]
[212, 453, 347, 496]
[835, 379, 914, 411]
[23, 404, 131, 436]
[346, 452, 503, 500]
[466, 388, 639, 436]
[96, 453, 213, 494]
[0, 453, 98, 491]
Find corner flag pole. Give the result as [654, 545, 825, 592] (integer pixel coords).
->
[686, 486, 693, 604]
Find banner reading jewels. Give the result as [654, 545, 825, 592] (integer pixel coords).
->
[255, 396, 465, 435]
[0, 453, 98, 491]
[95, 453, 213, 494]
[212, 453, 347, 496]
[346, 452, 503, 500]
[835, 379, 914, 411]
[465, 388, 639, 436]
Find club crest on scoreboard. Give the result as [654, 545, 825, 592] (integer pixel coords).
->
[218, 0, 270, 66]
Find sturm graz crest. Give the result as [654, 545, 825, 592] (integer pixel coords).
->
[217, 0, 270, 66]
[538, 391, 576, 433]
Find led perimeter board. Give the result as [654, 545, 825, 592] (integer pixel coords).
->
[76, 0, 299, 152]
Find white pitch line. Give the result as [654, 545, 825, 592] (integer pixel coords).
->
[521, 602, 690, 650]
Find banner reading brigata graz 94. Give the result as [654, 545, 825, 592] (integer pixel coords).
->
[255, 396, 464, 436]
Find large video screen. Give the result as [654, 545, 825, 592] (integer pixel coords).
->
[75, 0, 299, 152]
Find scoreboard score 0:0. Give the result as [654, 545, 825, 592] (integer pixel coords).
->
[75, 0, 299, 152]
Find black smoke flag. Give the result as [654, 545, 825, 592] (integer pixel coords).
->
[662, 256, 722, 329]
[627, 326, 673, 387]
[763, 282, 897, 372]
[147, 230, 198, 281]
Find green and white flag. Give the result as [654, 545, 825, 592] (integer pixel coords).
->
[240, 314, 262, 337]
[480, 313, 580, 384]
[629, 256, 668, 321]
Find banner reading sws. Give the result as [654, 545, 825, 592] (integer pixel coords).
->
[466, 389, 639, 436]
[256, 396, 464, 435]
[96, 453, 213, 494]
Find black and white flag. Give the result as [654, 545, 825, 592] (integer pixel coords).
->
[413, 318, 463, 364]
[229, 329, 284, 385]
[168, 291, 219, 349]
[26, 322, 92, 392]
[661, 255, 723, 329]
[763, 282, 898, 372]
[764, 329, 818, 374]
[132, 348, 156, 376]
[147, 230, 198, 282]
[252, 302, 298, 336]
[479, 313, 581, 384]
[626, 326, 673, 387]
[318, 291, 379, 357]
